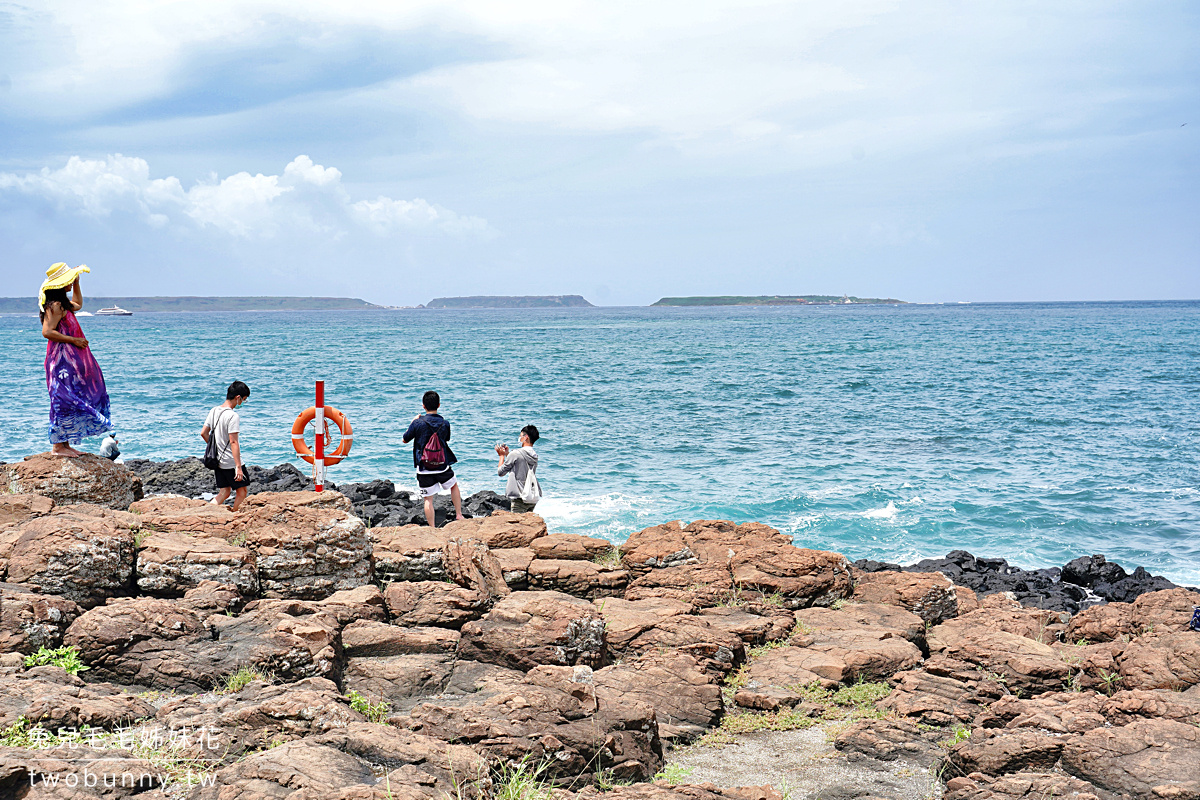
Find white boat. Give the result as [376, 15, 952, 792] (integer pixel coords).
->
[95, 306, 133, 316]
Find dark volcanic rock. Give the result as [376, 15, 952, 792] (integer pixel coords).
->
[126, 458, 511, 527]
[854, 549, 1187, 614]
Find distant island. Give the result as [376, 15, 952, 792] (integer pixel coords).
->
[424, 295, 594, 308]
[652, 295, 906, 306]
[0, 296, 383, 314]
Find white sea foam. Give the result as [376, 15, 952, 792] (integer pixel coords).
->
[861, 501, 898, 519]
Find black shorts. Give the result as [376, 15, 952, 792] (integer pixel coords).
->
[416, 467, 455, 494]
[214, 465, 251, 489]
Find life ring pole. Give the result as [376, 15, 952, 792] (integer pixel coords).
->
[314, 380, 325, 493]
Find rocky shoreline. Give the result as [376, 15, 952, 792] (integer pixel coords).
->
[0, 453, 1197, 800]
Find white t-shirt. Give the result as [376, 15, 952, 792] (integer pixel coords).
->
[204, 405, 241, 469]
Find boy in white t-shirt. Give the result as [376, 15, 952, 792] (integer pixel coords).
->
[200, 381, 251, 511]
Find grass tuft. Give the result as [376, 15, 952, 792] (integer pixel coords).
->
[347, 689, 392, 723]
[218, 666, 269, 694]
[24, 645, 88, 675]
[494, 756, 552, 800]
[592, 548, 623, 570]
[653, 763, 695, 785]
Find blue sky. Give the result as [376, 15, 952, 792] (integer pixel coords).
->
[0, 1, 1196, 305]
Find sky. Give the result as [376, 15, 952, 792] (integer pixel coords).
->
[0, 1, 1196, 306]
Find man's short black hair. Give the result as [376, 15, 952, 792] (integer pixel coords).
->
[422, 390, 440, 411]
[521, 424, 539, 444]
[227, 381, 250, 401]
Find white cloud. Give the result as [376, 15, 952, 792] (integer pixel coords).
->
[0, 154, 488, 239]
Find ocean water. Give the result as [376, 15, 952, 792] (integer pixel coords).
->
[2, 302, 1198, 585]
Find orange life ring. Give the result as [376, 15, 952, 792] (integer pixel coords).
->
[291, 406, 353, 466]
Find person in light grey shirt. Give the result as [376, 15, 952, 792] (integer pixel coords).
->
[496, 424, 540, 513]
[98, 434, 120, 461]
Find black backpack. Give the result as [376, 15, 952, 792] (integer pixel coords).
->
[203, 409, 227, 470]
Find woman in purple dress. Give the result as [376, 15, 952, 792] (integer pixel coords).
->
[39, 263, 112, 457]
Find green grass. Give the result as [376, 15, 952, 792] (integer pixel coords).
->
[218, 666, 269, 694]
[24, 645, 88, 675]
[494, 757, 553, 800]
[653, 763, 695, 785]
[591, 548, 623, 569]
[347, 689, 392, 723]
[939, 724, 972, 749]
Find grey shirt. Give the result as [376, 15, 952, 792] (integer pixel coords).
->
[498, 446, 538, 499]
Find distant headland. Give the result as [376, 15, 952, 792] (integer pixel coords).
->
[652, 295, 906, 306]
[0, 296, 383, 313]
[424, 295, 595, 308]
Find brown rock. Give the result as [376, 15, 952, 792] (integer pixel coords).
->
[594, 651, 723, 739]
[459, 590, 607, 671]
[928, 614, 1072, 695]
[947, 728, 1067, 778]
[787, 626, 923, 683]
[563, 785, 783, 800]
[129, 494, 211, 514]
[624, 564, 734, 606]
[369, 525, 449, 583]
[341, 621, 462, 710]
[597, 597, 693, 651]
[975, 691, 1107, 734]
[698, 605, 795, 645]
[530, 533, 616, 561]
[396, 663, 662, 782]
[834, 717, 947, 766]
[493, 547, 535, 588]
[189, 740, 377, 800]
[234, 491, 372, 599]
[730, 545, 852, 608]
[135, 530, 258, 597]
[155, 676, 361, 760]
[1062, 718, 1200, 799]
[65, 586, 342, 690]
[955, 586, 981, 615]
[851, 570, 960, 625]
[442, 536, 511, 601]
[0, 493, 54, 527]
[1118, 632, 1200, 691]
[1103, 688, 1200, 727]
[0, 588, 81, 653]
[943, 771, 1102, 800]
[880, 667, 1004, 727]
[1066, 588, 1200, 644]
[3, 452, 142, 509]
[597, 597, 744, 675]
[0, 509, 136, 608]
[383, 581, 488, 628]
[1, 745, 161, 798]
[314, 721, 489, 790]
[620, 521, 695, 575]
[474, 511, 547, 548]
[794, 602, 927, 648]
[0, 673, 155, 730]
[528, 558, 629, 597]
[681, 520, 792, 565]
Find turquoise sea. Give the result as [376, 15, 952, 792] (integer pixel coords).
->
[2, 302, 1198, 585]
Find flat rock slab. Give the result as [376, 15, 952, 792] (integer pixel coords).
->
[1061, 717, 1200, 799]
[664, 726, 939, 800]
[851, 570, 961, 625]
[945, 771, 1105, 800]
[0, 493, 55, 527]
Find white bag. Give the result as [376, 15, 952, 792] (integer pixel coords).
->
[519, 465, 542, 504]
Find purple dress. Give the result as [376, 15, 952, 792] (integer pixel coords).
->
[45, 310, 112, 444]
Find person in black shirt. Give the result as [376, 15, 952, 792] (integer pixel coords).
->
[402, 390, 465, 527]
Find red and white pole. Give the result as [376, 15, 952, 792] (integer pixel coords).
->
[314, 381, 325, 493]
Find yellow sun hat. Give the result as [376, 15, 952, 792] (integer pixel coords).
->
[39, 262, 90, 310]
